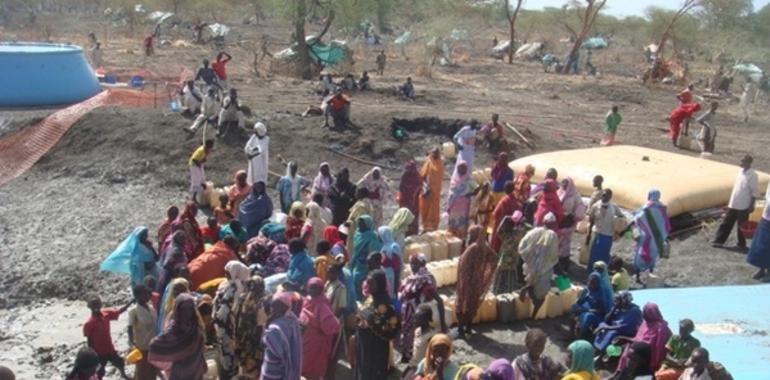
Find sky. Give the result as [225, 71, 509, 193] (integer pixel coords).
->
[522, 0, 770, 18]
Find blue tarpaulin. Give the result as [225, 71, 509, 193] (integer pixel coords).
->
[582, 37, 608, 50]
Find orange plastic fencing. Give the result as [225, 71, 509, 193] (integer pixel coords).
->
[0, 67, 193, 187]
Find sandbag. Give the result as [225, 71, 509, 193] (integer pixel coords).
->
[472, 293, 498, 324]
[446, 236, 463, 258]
[496, 293, 516, 324]
[509, 145, 770, 217]
[513, 293, 534, 320]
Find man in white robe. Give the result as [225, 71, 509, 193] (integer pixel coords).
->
[245, 122, 269, 185]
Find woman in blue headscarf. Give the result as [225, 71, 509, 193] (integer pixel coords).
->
[350, 215, 382, 301]
[101, 226, 158, 287]
[592, 261, 615, 319]
[238, 181, 273, 240]
[631, 189, 670, 281]
[378, 225, 402, 298]
[571, 272, 608, 340]
[593, 290, 643, 352]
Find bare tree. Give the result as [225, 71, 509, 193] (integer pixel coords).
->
[503, 0, 524, 64]
[560, 0, 607, 73]
[656, 0, 702, 59]
[292, 0, 335, 79]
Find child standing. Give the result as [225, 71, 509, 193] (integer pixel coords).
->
[696, 101, 719, 156]
[82, 295, 132, 380]
[602, 106, 622, 146]
[127, 285, 158, 380]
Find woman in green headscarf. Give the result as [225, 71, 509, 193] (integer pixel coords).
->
[350, 215, 382, 302]
[389, 207, 415, 248]
[561, 340, 600, 380]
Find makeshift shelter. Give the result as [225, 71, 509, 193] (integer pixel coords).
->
[508, 145, 770, 217]
[274, 36, 353, 68]
[733, 63, 764, 83]
[581, 37, 608, 50]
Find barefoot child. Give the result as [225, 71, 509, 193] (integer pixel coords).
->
[82, 295, 132, 380]
[602, 106, 622, 146]
[127, 285, 158, 380]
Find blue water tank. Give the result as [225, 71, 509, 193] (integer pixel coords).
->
[0, 42, 102, 107]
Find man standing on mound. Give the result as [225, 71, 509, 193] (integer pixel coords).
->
[189, 139, 214, 202]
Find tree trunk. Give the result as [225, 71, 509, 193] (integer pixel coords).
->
[505, 0, 523, 64]
[294, 0, 311, 79]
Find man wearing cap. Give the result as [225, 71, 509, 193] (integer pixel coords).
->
[245, 122, 270, 185]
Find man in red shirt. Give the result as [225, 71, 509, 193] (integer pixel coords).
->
[211, 51, 232, 90]
[323, 88, 351, 129]
[82, 295, 132, 379]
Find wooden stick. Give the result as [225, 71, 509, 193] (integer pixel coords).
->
[324, 147, 398, 170]
[505, 122, 534, 149]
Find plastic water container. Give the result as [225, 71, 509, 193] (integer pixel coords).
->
[750, 200, 766, 223]
[126, 348, 143, 365]
[446, 236, 463, 258]
[430, 239, 449, 261]
[513, 293, 534, 320]
[534, 290, 563, 320]
[443, 142, 456, 159]
[559, 286, 581, 314]
[169, 100, 179, 112]
[496, 293, 516, 323]
[406, 242, 432, 262]
[473, 293, 498, 324]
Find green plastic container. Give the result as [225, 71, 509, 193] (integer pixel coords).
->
[555, 275, 571, 291]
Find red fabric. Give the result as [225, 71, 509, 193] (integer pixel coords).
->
[143, 36, 153, 48]
[323, 226, 342, 246]
[669, 102, 701, 141]
[177, 202, 205, 260]
[533, 179, 564, 228]
[82, 308, 121, 355]
[188, 241, 238, 290]
[285, 218, 304, 241]
[211, 58, 229, 80]
[512, 172, 532, 204]
[200, 225, 220, 244]
[399, 161, 423, 236]
[300, 294, 341, 379]
[329, 96, 348, 112]
[151, 292, 161, 312]
[491, 194, 522, 251]
[678, 88, 692, 104]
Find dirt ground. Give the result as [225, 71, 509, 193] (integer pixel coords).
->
[1, 10, 769, 379]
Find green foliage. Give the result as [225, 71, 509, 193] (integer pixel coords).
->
[645, 6, 700, 50]
[698, 0, 753, 30]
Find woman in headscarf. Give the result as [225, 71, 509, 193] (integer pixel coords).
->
[492, 211, 529, 294]
[101, 226, 158, 288]
[157, 276, 190, 333]
[378, 226, 402, 298]
[350, 215, 382, 301]
[276, 162, 310, 213]
[329, 167, 357, 226]
[312, 162, 335, 209]
[346, 188, 373, 254]
[324, 225, 348, 262]
[354, 269, 400, 379]
[239, 181, 273, 240]
[213, 261, 251, 380]
[593, 261, 615, 318]
[285, 201, 307, 242]
[470, 182, 495, 230]
[447, 162, 477, 241]
[491, 181, 523, 251]
[534, 179, 564, 229]
[631, 189, 671, 281]
[300, 277, 341, 380]
[570, 272, 608, 340]
[616, 341, 654, 380]
[158, 206, 179, 252]
[148, 294, 207, 380]
[562, 340, 600, 380]
[456, 225, 498, 338]
[593, 291, 643, 353]
[399, 253, 447, 364]
[260, 292, 303, 380]
[303, 202, 327, 254]
[490, 152, 514, 204]
[420, 147, 445, 232]
[616, 302, 672, 375]
[414, 334, 460, 380]
[558, 177, 583, 272]
[399, 160, 423, 236]
[356, 167, 391, 226]
[157, 231, 188, 295]
[177, 202, 205, 260]
[463, 358, 515, 380]
[389, 207, 416, 249]
[518, 214, 559, 308]
[513, 164, 535, 204]
[228, 170, 252, 218]
[233, 275, 268, 379]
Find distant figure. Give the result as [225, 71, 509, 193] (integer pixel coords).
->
[740, 81, 759, 123]
[245, 122, 270, 185]
[400, 77, 415, 100]
[601, 106, 622, 146]
[359, 71, 371, 91]
[195, 59, 221, 91]
[376, 50, 386, 75]
[565, 50, 580, 74]
[695, 101, 719, 155]
[322, 88, 351, 130]
[492, 36, 498, 47]
[212, 52, 232, 90]
[143, 34, 154, 57]
[480, 113, 506, 153]
[453, 121, 480, 171]
[90, 42, 103, 68]
[219, 88, 246, 131]
[187, 87, 219, 136]
[188, 140, 215, 201]
[342, 73, 357, 91]
[321, 73, 335, 95]
[180, 80, 203, 115]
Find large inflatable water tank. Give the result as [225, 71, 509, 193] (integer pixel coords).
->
[0, 42, 101, 107]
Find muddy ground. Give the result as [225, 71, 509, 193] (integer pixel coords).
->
[1, 10, 769, 379]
